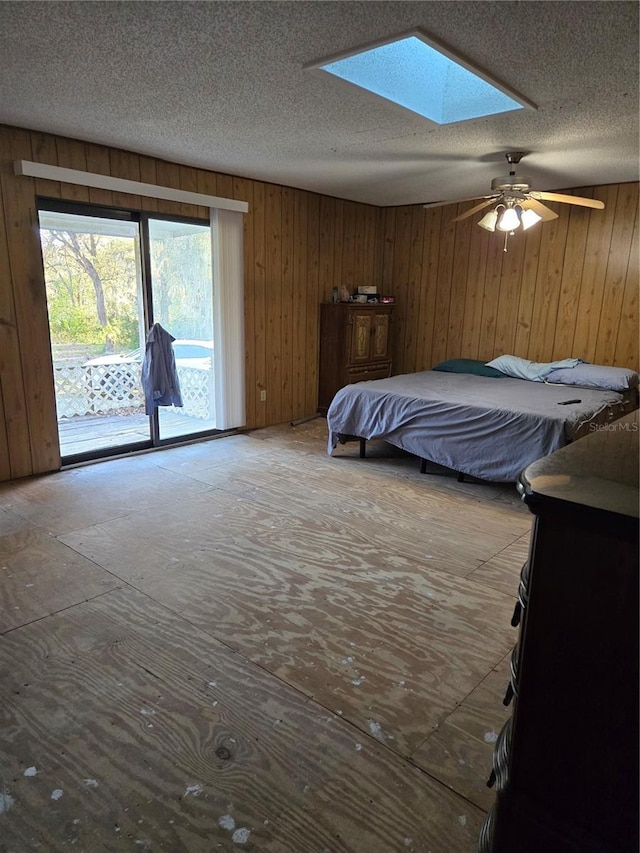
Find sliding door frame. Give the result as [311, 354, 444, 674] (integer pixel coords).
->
[37, 197, 225, 466]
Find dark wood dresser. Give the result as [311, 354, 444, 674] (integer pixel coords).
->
[481, 409, 639, 853]
[317, 302, 393, 414]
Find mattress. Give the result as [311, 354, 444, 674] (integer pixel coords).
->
[327, 370, 636, 482]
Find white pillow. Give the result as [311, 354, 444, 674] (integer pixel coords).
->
[485, 355, 573, 382]
[546, 363, 639, 391]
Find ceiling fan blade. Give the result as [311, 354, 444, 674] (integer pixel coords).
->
[531, 191, 605, 210]
[451, 198, 496, 223]
[423, 194, 494, 210]
[520, 198, 559, 221]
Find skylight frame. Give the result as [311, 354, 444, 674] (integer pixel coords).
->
[305, 28, 536, 126]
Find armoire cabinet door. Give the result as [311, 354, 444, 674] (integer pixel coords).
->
[349, 311, 373, 363]
[348, 309, 391, 364]
[371, 311, 391, 359]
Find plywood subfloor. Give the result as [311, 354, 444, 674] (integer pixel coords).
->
[0, 419, 530, 851]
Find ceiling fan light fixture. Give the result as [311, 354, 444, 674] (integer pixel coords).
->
[478, 209, 499, 232]
[496, 206, 520, 232]
[442, 155, 602, 239]
[520, 208, 543, 230]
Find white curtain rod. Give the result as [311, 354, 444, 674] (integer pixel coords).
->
[14, 160, 249, 214]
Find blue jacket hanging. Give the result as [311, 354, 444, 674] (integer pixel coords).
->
[141, 323, 183, 414]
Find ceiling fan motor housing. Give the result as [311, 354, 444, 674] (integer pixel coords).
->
[491, 174, 532, 193]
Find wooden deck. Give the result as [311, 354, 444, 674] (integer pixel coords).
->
[0, 419, 531, 851]
[58, 409, 218, 457]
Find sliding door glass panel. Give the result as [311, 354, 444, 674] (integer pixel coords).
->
[148, 218, 215, 439]
[39, 209, 149, 458]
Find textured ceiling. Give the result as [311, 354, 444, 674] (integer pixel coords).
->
[0, 1, 638, 207]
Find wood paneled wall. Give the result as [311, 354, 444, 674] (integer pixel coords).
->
[382, 184, 638, 377]
[0, 121, 637, 483]
[0, 125, 382, 481]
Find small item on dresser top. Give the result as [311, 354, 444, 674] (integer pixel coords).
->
[331, 286, 339, 303]
[339, 285, 350, 302]
[357, 285, 377, 294]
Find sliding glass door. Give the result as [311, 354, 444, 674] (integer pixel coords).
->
[39, 208, 149, 457]
[39, 202, 219, 461]
[147, 218, 215, 440]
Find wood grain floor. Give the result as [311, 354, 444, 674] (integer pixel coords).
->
[0, 419, 531, 852]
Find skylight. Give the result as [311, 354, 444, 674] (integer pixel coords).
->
[317, 33, 530, 125]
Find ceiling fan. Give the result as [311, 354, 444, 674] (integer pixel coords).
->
[423, 152, 604, 244]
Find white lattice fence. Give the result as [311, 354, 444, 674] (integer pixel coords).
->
[54, 364, 213, 420]
[55, 364, 143, 418]
[176, 367, 214, 419]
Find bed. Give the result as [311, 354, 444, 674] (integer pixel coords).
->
[326, 360, 639, 483]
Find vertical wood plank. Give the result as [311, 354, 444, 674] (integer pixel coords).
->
[30, 131, 61, 200]
[265, 184, 282, 423]
[341, 201, 355, 289]
[292, 189, 308, 419]
[196, 168, 217, 198]
[305, 193, 320, 415]
[332, 199, 344, 293]
[137, 157, 159, 213]
[109, 148, 141, 209]
[380, 208, 396, 297]
[593, 183, 638, 364]
[613, 202, 639, 370]
[233, 177, 255, 427]
[571, 184, 620, 362]
[55, 137, 90, 203]
[373, 208, 382, 296]
[430, 210, 456, 366]
[155, 159, 182, 216]
[390, 206, 412, 374]
[0, 383, 10, 481]
[403, 206, 426, 374]
[493, 227, 526, 357]
[380, 208, 396, 367]
[362, 205, 378, 287]
[478, 232, 505, 361]
[526, 207, 570, 362]
[318, 195, 335, 296]
[280, 186, 294, 420]
[215, 173, 234, 203]
[353, 202, 365, 285]
[84, 143, 114, 207]
[513, 224, 542, 358]
[551, 195, 591, 358]
[445, 207, 472, 360]
[417, 207, 442, 370]
[252, 181, 267, 427]
[178, 164, 200, 219]
[460, 224, 489, 360]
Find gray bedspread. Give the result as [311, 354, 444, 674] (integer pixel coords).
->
[327, 370, 629, 482]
